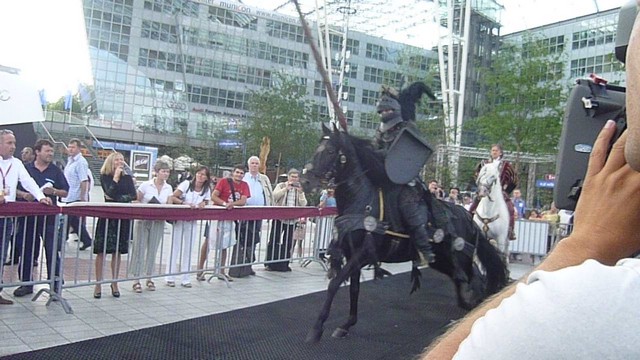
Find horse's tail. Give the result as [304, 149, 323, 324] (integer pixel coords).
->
[474, 228, 509, 294]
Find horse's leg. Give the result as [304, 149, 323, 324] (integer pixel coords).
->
[305, 248, 365, 343]
[332, 269, 361, 338]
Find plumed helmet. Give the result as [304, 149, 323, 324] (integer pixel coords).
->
[376, 85, 402, 123]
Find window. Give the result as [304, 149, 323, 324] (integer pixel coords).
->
[208, 6, 257, 30]
[366, 43, 389, 61]
[266, 20, 306, 43]
[570, 53, 623, 79]
[141, 20, 177, 44]
[362, 89, 379, 105]
[359, 112, 378, 130]
[364, 66, 384, 84]
[571, 16, 617, 50]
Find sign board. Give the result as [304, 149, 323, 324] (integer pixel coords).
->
[0, 66, 44, 125]
[131, 150, 152, 183]
[536, 179, 555, 189]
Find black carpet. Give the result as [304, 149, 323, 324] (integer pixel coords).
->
[4, 270, 468, 360]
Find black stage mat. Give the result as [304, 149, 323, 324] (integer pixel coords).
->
[4, 270, 468, 360]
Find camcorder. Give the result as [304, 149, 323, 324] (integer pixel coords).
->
[554, 1, 637, 210]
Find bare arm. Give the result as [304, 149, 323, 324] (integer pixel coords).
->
[80, 180, 89, 201]
[423, 122, 640, 358]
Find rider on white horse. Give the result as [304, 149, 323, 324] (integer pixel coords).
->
[470, 144, 518, 240]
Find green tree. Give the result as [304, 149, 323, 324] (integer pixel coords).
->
[464, 36, 567, 171]
[242, 72, 319, 170]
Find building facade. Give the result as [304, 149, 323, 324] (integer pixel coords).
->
[78, 0, 436, 152]
[503, 7, 624, 87]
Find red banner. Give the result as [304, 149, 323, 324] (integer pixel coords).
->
[0, 202, 338, 221]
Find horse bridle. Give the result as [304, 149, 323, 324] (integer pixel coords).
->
[308, 136, 368, 188]
[475, 176, 500, 233]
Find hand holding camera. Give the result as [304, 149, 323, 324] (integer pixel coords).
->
[289, 181, 301, 189]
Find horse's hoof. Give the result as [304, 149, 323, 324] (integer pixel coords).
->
[331, 328, 349, 338]
[305, 329, 323, 343]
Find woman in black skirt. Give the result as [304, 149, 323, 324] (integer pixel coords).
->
[93, 152, 136, 299]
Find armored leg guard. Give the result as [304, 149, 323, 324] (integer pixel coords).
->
[411, 224, 436, 267]
[400, 187, 436, 267]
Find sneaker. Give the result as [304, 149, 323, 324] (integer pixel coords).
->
[0, 295, 14, 305]
[13, 286, 34, 297]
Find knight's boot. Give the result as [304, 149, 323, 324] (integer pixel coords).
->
[411, 225, 436, 268]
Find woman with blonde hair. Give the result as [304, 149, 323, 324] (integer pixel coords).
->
[93, 152, 136, 299]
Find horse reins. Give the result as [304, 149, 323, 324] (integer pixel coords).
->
[475, 178, 500, 233]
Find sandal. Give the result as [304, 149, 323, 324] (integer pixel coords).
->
[196, 272, 206, 282]
[132, 282, 142, 293]
[146, 280, 156, 291]
[166, 281, 175, 287]
[216, 273, 233, 282]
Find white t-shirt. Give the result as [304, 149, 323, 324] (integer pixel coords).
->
[454, 259, 640, 359]
[137, 179, 173, 204]
[176, 180, 211, 206]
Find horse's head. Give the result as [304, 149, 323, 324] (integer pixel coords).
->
[302, 123, 343, 193]
[476, 161, 500, 198]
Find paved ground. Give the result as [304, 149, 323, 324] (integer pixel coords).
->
[0, 186, 535, 357]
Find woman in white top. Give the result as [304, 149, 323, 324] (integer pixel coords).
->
[166, 166, 211, 287]
[129, 160, 173, 293]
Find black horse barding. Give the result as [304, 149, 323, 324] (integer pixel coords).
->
[301, 125, 508, 342]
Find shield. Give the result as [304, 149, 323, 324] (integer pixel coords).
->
[385, 126, 433, 184]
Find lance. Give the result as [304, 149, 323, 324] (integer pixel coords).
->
[292, 0, 349, 132]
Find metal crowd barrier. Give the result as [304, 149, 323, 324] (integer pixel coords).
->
[0, 202, 337, 314]
[510, 219, 573, 261]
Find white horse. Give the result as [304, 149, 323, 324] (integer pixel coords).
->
[474, 161, 510, 264]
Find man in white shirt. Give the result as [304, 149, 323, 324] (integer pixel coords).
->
[230, 156, 273, 277]
[0, 130, 51, 305]
[423, 6, 640, 358]
[61, 138, 92, 250]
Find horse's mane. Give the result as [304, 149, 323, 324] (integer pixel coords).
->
[341, 133, 390, 187]
[344, 133, 376, 151]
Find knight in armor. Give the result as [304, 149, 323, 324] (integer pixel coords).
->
[469, 144, 518, 240]
[370, 82, 454, 267]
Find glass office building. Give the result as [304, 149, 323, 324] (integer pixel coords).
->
[80, 0, 437, 149]
[503, 7, 625, 87]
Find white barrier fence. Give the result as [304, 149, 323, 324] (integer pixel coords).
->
[510, 219, 573, 261]
[0, 202, 337, 314]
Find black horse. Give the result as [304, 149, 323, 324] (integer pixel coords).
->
[301, 124, 508, 343]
